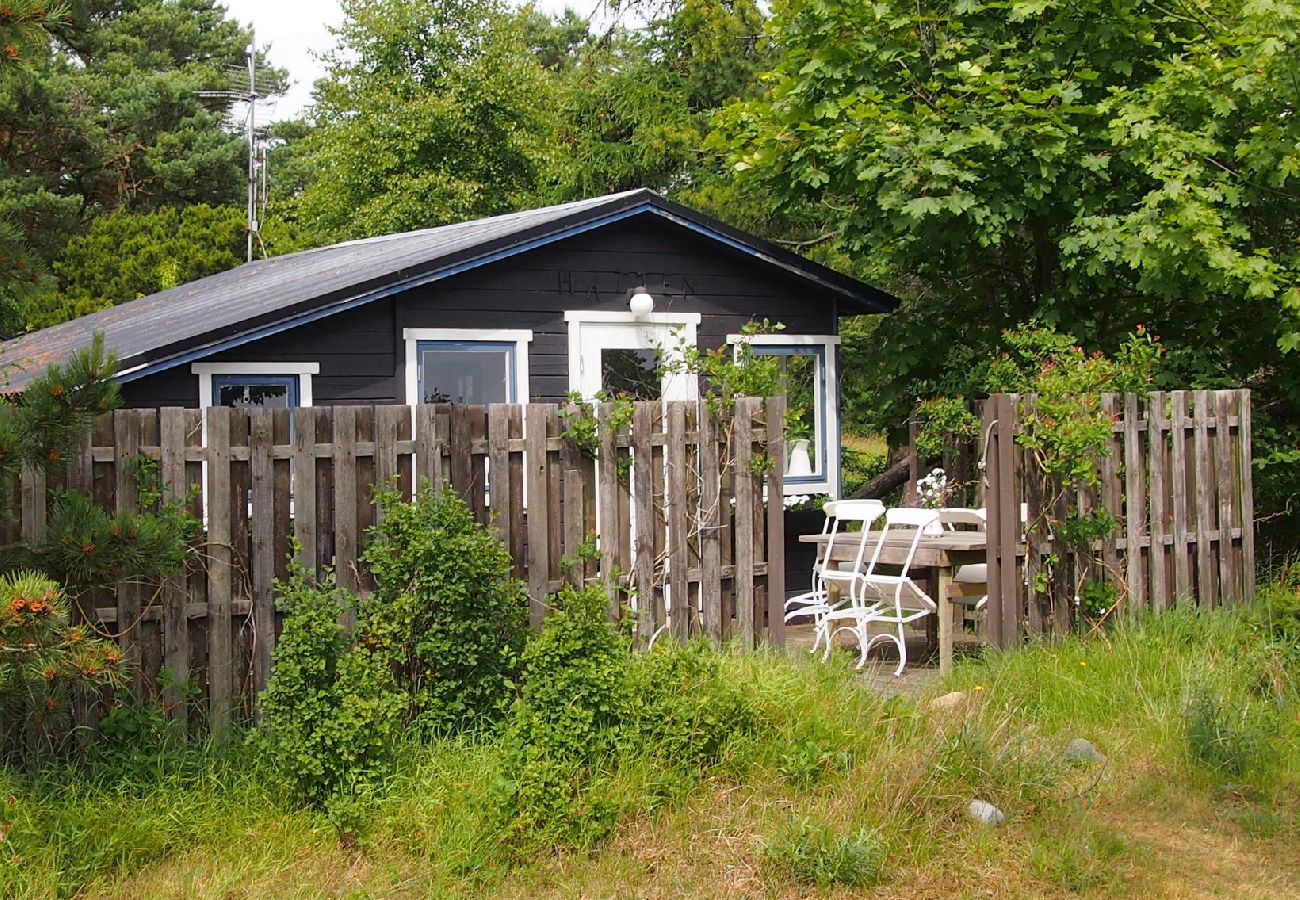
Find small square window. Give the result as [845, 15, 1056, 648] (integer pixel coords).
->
[417, 341, 517, 404]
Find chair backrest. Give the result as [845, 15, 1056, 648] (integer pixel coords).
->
[940, 507, 986, 530]
[829, 499, 884, 522]
[864, 507, 940, 578]
[819, 501, 885, 584]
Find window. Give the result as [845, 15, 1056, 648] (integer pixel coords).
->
[727, 333, 840, 496]
[193, 362, 317, 409]
[211, 374, 298, 409]
[403, 329, 532, 405]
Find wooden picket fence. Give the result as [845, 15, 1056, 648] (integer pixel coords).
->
[4, 400, 787, 734]
[978, 389, 1255, 647]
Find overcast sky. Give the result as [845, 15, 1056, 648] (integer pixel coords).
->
[220, 1, 612, 121]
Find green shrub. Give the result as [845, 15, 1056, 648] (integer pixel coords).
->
[360, 486, 529, 736]
[1183, 688, 1273, 778]
[500, 584, 631, 850]
[257, 563, 399, 824]
[625, 639, 761, 770]
[763, 817, 885, 888]
[0, 571, 125, 757]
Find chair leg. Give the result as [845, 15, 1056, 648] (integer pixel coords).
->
[893, 620, 908, 677]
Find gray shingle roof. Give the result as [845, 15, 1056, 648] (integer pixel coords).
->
[0, 189, 896, 388]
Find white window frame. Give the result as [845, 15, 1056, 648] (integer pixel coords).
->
[564, 310, 701, 401]
[192, 361, 319, 409]
[403, 327, 533, 406]
[727, 333, 841, 497]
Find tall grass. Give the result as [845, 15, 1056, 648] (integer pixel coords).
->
[1, 602, 1296, 898]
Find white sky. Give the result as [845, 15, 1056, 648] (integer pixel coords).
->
[220, 1, 615, 121]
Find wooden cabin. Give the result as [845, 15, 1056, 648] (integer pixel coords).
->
[0, 190, 897, 496]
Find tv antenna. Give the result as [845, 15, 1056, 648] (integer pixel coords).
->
[197, 28, 263, 263]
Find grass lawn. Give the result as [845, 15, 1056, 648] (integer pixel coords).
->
[3, 602, 1298, 898]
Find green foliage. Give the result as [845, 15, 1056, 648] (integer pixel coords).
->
[257, 561, 399, 825]
[3, 601, 1298, 895]
[660, 318, 787, 415]
[359, 485, 529, 736]
[625, 639, 760, 770]
[501, 584, 632, 850]
[1183, 688, 1274, 779]
[719, 0, 1300, 549]
[558, 391, 635, 464]
[763, 818, 885, 888]
[914, 397, 979, 461]
[0, 571, 125, 757]
[31, 205, 247, 328]
[280, 0, 555, 244]
[0, 333, 119, 487]
[546, 0, 768, 198]
[0, 1, 286, 328]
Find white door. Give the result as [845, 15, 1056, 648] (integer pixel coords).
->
[567, 314, 699, 400]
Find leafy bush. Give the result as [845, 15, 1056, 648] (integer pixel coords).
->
[625, 639, 761, 770]
[500, 584, 631, 850]
[0, 571, 125, 757]
[257, 563, 399, 825]
[763, 818, 885, 888]
[359, 486, 529, 736]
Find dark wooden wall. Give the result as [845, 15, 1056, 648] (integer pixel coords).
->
[119, 216, 840, 408]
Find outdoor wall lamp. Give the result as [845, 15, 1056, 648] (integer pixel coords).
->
[628, 286, 655, 317]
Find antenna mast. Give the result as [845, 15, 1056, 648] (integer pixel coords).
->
[246, 28, 257, 263]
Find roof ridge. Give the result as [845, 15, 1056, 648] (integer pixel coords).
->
[289, 189, 656, 258]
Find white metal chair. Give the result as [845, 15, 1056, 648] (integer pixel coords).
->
[940, 507, 989, 619]
[783, 499, 884, 652]
[822, 507, 940, 676]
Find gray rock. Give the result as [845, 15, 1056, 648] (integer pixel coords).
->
[927, 691, 967, 713]
[1062, 737, 1105, 766]
[967, 799, 1005, 827]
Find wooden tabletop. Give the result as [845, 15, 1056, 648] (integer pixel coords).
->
[797, 530, 987, 568]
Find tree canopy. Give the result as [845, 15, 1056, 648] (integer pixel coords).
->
[0, 0, 284, 330]
[277, 0, 557, 243]
[717, 0, 1299, 416]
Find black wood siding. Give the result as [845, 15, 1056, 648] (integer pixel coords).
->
[119, 217, 839, 408]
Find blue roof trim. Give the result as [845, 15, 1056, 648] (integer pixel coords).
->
[120, 202, 882, 384]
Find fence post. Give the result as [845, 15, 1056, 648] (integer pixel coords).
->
[205, 406, 233, 741]
[765, 395, 786, 648]
[1237, 389, 1255, 602]
[984, 394, 1021, 650]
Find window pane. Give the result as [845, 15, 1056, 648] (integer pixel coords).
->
[754, 349, 823, 479]
[601, 348, 660, 400]
[217, 381, 292, 409]
[421, 348, 510, 404]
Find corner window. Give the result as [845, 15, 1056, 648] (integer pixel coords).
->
[403, 329, 532, 405]
[192, 363, 318, 409]
[728, 333, 840, 495]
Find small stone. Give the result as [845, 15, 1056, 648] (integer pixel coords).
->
[1062, 738, 1105, 766]
[928, 691, 967, 713]
[968, 799, 1004, 827]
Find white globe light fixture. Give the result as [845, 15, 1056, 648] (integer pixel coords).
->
[628, 286, 655, 317]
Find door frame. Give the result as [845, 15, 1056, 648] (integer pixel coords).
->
[564, 310, 701, 400]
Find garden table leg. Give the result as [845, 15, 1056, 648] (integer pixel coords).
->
[937, 565, 953, 676]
